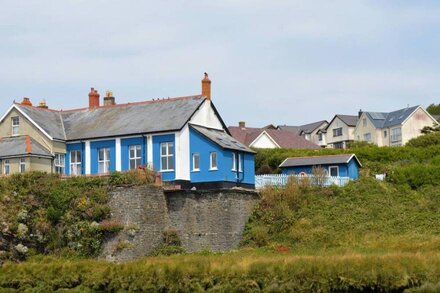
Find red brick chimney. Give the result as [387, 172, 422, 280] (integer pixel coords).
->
[239, 121, 246, 129]
[201, 72, 211, 100]
[88, 88, 100, 108]
[21, 97, 32, 106]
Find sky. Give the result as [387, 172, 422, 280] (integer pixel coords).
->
[0, 1, 439, 127]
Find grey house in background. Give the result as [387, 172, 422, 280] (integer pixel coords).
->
[278, 120, 328, 146]
[318, 114, 359, 149]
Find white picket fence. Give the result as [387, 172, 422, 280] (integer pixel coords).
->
[255, 174, 351, 189]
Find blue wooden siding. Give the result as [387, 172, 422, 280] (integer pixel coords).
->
[90, 140, 116, 174]
[121, 137, 147, 171]
[152, 134, 175, 181]
[281, 159, 360, 180]
[189, 128, 255, 185]
[65, 142, 84, 175]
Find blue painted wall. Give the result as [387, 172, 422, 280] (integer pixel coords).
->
[66, 142, 84, 175]
[281, 158, 360, 179]
[121, 137, 147, 171]
[153, 134, 175, 181]
[90, 140, 116, 174]
[189, 128, 255, 185]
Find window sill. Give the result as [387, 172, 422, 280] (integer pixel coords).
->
[209, 168, 218, 171]
[232, 170, 243, 173]
[191, 169, 200, 172]
[160, 169, 174, 172]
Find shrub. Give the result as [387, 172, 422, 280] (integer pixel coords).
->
[407, 132, 440, 147]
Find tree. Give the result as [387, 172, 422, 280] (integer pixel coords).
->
[427, 103, 440, 116]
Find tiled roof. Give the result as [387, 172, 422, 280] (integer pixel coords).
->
[190, 124, 255, 153]
[280, 154, 361, 168]
[0, 136, 52, 158]
[228, 126, 320, 149]
[14, 96, 207, 141]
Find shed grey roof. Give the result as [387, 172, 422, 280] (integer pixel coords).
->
[279, 154, 361, 168]
[14, 96, 207, 141]
[277, 125, 300, 134]
[190, 124, 255, 154]
[0, 136, 52, 158]
[364, 106, 420, 129]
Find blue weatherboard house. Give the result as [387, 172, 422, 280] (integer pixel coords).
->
[279, 154, 361, 179]
[0, 73, 256, 189]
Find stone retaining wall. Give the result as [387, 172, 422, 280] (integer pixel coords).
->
[101, 186, 259, 262]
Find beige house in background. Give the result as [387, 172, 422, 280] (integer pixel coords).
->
[354, 105, 438, 147]
[318, 115, 358, 149]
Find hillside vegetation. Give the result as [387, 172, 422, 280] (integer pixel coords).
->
[0, 171, 154, 262]
[1, 134, 440, 292]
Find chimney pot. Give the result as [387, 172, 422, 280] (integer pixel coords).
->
[201, 72, 211, 100]
[89, 87, 100, 108]
[21, 97, 33, 106]
[358, 109, 363, 118]
[239, 121, 246, 128]
[104, 90, 116, 106]
[37, 99, 48, 109]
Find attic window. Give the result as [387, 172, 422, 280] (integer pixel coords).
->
[12, 116, 19, 136]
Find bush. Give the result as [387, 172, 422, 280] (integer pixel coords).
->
[407, 132, 440, 147]
[388, 164, 440, 189]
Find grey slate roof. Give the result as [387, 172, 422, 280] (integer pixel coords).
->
[190, 124, 255, 154]
[278, 120, 328, 135]
[15, 105, 66, 140]
[14, 96, 206, 141]
[364, 106, 420, 129]
[279, 154, 361, 168]
[0, 136, 52, 158]
[336, 115, 358, 127]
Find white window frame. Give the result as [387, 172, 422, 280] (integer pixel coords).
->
[4, 160, 10, 175]
[19, 158, 26, 173]
[160, 142, 174, 171]
[192, 153, 200, 171]
[129, 145, 142, 170]
[54, 153, 65, 174]
[209, 152, 218, 170]
[238, 153, 243, 172]
[232, 153, 236, 171]
[329, 166, 339, 177]
[98, 148, 111, 174]
[390, 127, 402, 143]
[12, 116, 19, 136]
[70, 150, 82, 176]
[383, 130, 387, 138]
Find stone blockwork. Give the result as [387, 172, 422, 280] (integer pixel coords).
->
[101, 185, 259, 262]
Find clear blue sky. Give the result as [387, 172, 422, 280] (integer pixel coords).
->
[0, 1, 439, 127]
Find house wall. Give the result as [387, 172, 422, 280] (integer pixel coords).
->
[401, 107, 438, 145]
[189, 128, 255, 185]
[353, 113, 381, 146]
[0, 108, 55, 153]
[153, 134, 176, 181]
[309, 122, 328, 145]
[189, 100, 224, 130]
[90, 140, 116, 174]
[29, 157, 52, 173]
[250, 132, 278, 148]
[326, 117, 355, 148]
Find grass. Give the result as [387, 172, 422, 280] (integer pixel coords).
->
[1, 252, 440, 291]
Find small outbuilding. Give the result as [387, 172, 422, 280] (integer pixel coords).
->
[279, 154, 361, 179]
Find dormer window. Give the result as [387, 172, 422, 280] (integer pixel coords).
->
[12, 117, 19, 136]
